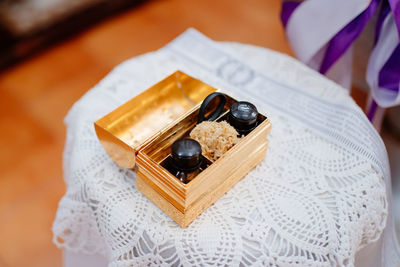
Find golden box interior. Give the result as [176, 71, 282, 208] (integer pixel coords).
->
[139, 95, 267, 183]
[94, 71, 217, 168]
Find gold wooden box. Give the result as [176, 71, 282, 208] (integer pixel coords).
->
[95, 71, 271, 228]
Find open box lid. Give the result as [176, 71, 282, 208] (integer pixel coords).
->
[94, 71, 217, 169]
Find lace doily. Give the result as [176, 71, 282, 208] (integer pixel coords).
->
[52, 29, 398, 266]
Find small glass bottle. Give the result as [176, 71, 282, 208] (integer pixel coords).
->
[228, 101, 259, 135]
[163, 138, 204, 184]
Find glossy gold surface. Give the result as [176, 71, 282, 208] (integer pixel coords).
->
[136, 92, 271, 227]
[95, 71, 271, 227]
[94, 71, 217, 168]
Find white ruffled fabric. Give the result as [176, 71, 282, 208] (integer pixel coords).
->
[52, 29, 399, 266]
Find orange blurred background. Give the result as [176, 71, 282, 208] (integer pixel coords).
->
[2, 0, 399, 266]
[0, 0, 292, 266]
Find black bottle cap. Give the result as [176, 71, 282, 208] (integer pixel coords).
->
[229, 101, 258, 133]
[171, 138, 202, 171]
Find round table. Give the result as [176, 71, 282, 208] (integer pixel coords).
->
[52, 29, 399, 267]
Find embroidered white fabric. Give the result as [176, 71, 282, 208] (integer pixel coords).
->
[52, 29, 399, 267]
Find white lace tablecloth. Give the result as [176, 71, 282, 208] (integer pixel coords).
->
[52, 29, 400, 267]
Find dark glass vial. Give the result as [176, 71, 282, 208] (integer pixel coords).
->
[162, 138, 204, 184]
[228, 101, 259, 135]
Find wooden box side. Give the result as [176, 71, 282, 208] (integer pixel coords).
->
[137, 141, 269, 228]
[136, 112, 271, 212]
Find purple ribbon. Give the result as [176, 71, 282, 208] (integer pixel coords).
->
[367, 99, 379, 120]
[378, 43, 400, 92]
[369, 0, 400, 124]
[319, 0, 379, 74]
[389, 0, 400, 35]
[281, 1, 302, 28]
[282, 0, 400, 124]
[378, 0, 400, 94]
[375, 1, 391, 43]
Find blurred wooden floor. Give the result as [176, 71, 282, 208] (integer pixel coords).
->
[0, 0, 293, 266]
